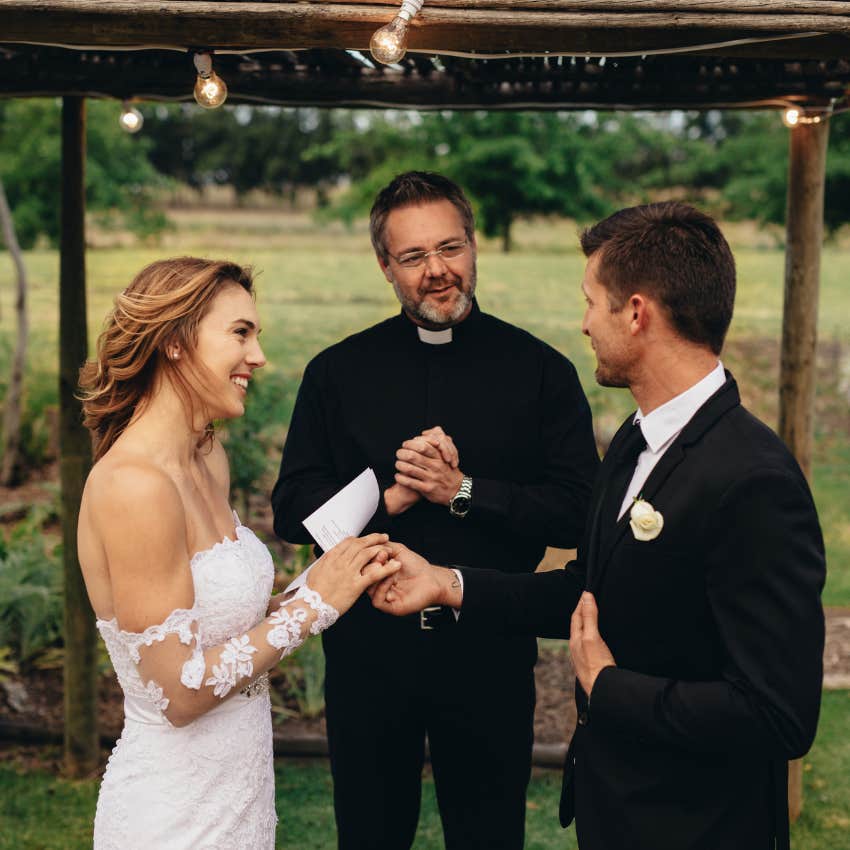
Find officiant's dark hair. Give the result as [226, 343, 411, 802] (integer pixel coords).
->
[580, 202, 736, 355]
[78, 257, 254, 460]
[370, 171, 475, 262]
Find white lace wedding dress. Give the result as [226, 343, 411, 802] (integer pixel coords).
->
[93, 516, 337, 849]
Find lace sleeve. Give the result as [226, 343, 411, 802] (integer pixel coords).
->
[130, 584, 339, 726]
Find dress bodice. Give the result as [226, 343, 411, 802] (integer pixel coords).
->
[96, 521, 275, 725]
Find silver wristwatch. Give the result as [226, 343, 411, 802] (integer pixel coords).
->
[449, 475, 473, 518]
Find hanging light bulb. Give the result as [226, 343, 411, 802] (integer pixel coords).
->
[119, 101, 144, 133]
[370, 0, 424, 65]
[193, 52, 228, 109]
[782, 107, 801, 128]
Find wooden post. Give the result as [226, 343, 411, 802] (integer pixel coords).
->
[779, 115, 829, 822]
[60, 96, 97, 778]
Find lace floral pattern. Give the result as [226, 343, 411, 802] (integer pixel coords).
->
[94, 520, 277, 849]
[145, 680, 169, 713]
[205, 634, 259, 698]
[123, 607, 198, 665]
[180, 641, 206, 690]
[294, 584, 340, 635]
[266, 604, 309, 657]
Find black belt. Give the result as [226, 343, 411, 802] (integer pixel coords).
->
[419, 605, 456, 631]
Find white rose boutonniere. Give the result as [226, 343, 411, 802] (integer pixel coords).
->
[629, 497, 664, 541]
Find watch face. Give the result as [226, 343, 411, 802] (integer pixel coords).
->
[451, 497, 470, 514]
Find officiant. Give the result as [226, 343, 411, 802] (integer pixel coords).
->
[271, 171, 600, 850]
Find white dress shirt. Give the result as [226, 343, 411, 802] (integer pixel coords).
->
[618, 362, 726, 520]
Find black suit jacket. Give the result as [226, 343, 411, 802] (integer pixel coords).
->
[459, 375, 825, 850]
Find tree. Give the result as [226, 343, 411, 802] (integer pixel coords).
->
[0, 177, 28, 485]
[322, 111, 616, 250]
[142, 105, 345, 204]
[640, 110, 817, 231]
[0, 99, 167, 248]
[445, 112, 613, 251]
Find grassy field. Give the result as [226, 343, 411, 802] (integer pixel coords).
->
[1, 210, 848, 602]
[1, 690, 848, 848]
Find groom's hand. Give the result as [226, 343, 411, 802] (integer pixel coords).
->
[367, 542, 462, 616]
[570, 592, 616, 697]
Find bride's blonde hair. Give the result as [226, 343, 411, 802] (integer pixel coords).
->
[79, 257, 254, 460]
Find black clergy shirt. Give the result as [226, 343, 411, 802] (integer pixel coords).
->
[272, 301, 600, 577]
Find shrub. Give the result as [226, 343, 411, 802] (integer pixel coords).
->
[0, 507, 63, 668]
[273, 544, 327, 719]
[219, 370, 295, 522]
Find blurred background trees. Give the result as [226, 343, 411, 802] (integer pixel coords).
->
[2, 99, 850, 251]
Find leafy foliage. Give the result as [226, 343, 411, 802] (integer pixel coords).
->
[141, 104, 342, 202]
[0, 99, 168, 248]
[443, 113, 613, 250]
[273, 545, 327, 719]
[219, 371, 294, 522]
[0, 507, 62, 667]
[320, 111, 718, 250]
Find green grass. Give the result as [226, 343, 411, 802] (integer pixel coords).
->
[1, 212, 848, 601]
[1, 690, 848, 848]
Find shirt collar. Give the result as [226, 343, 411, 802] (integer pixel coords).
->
[417, 326, 453, 344]
[401, 297, 481, 343]
[634, 361, 726, 452]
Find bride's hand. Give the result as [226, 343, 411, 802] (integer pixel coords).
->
[306, 533, 400, 614]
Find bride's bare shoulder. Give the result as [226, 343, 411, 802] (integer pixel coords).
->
[83, 451, 184, 540]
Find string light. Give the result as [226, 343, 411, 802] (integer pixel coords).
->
[119, 101, 143, 133]
[782, 107, 801, 127]
[781, 101, 844, 128]
[370, 0, 424, 65]
[193, 52, 227, 108]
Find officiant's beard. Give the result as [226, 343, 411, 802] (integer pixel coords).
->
[391, 266, 477, 328]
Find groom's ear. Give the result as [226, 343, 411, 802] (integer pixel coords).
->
[627, 293, 651, 337]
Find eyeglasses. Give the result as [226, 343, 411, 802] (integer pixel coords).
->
[388, 239, 469, 270]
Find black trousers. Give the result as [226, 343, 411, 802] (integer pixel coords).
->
[323, 605, 536, 850]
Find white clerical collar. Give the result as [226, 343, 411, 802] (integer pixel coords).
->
[417, 326, 453, 345]
[634, 361, 726, 453]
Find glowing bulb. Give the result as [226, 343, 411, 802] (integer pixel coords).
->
[193, 53, 228, 109]
[369, 0, 423, 65]
[370, 16, 410, 64]
[119, 102, 143, 133]
[783, 107, 801, 128]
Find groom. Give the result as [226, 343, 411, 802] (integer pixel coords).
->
[371, 201, 826, 850]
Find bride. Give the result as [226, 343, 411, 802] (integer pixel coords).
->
[76, 257, 399, 849]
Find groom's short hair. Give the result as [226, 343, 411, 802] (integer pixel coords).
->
[580, 202, 736, 355]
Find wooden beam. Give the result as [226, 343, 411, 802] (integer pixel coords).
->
[304, 0, 850, 14]
[2, 47, 847, 108]
[2, 2, 850, 55]
[60, 95, 97, 779]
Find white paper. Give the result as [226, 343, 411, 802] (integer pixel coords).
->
[284, 467, 381, 594]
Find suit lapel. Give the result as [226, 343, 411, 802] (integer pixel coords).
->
[588, 375, 741, 594]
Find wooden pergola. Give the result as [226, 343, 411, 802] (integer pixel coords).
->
[1, 0, 843, 818]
